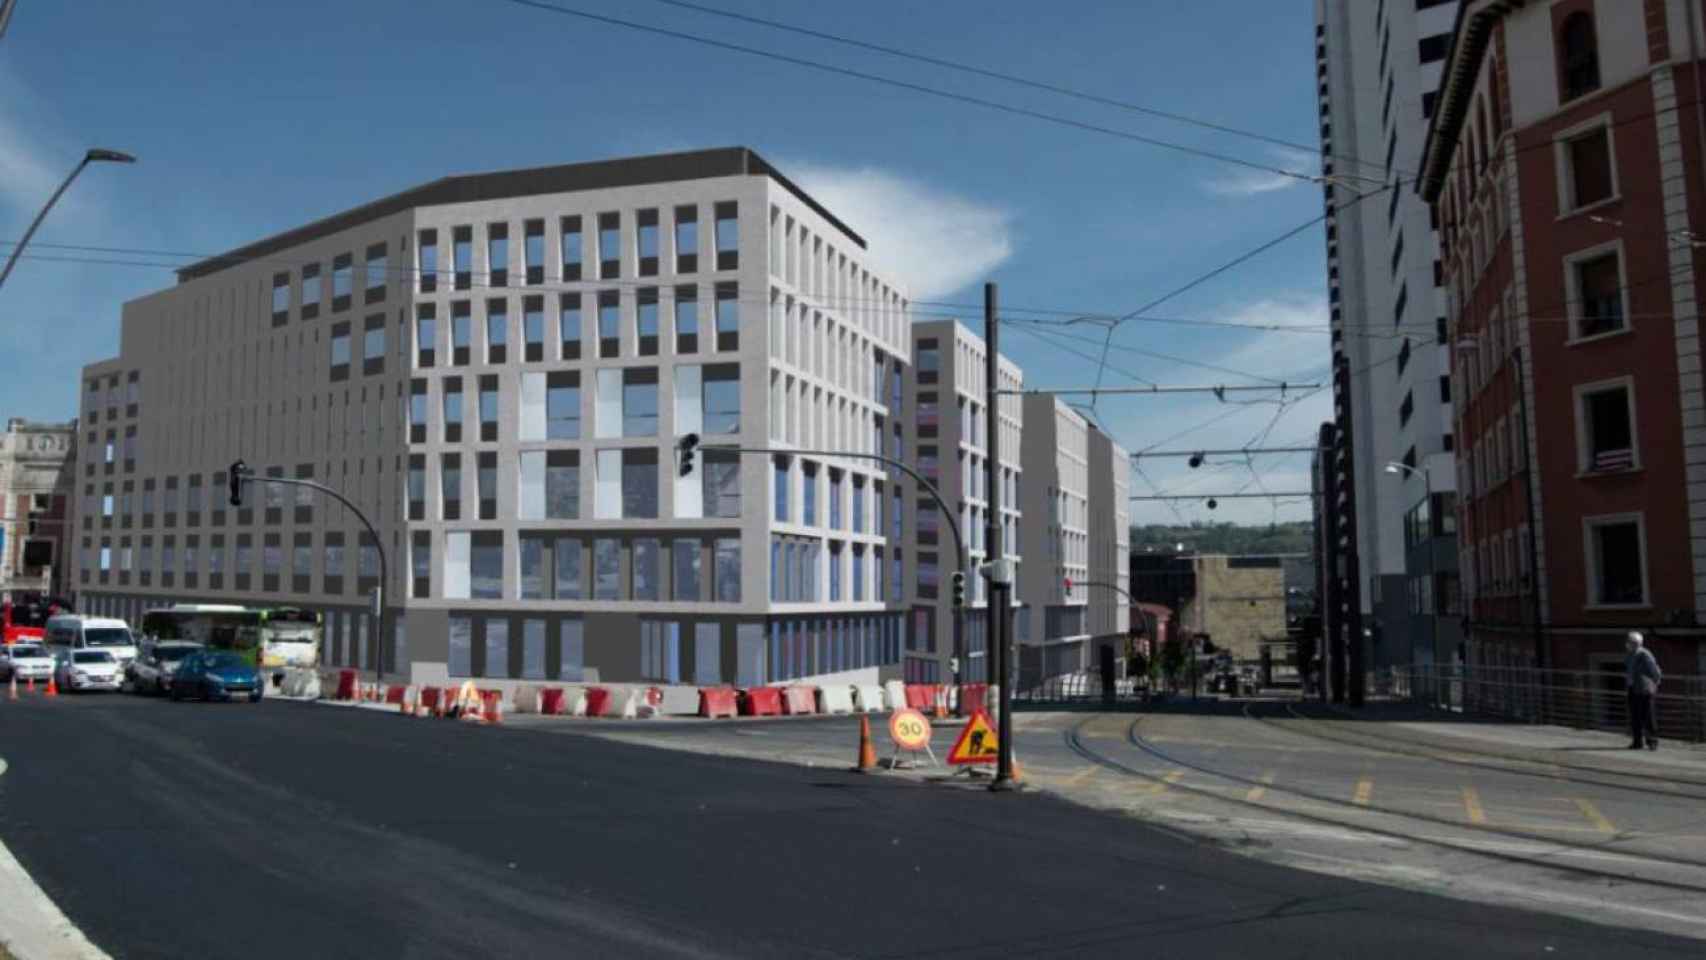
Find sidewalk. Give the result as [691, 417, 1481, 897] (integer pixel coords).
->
[1318, 700, 1706, 781]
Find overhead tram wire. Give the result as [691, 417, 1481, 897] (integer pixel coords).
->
[490, 0, 1323, 187]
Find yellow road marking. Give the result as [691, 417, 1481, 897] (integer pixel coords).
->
[1144, 771, 1185, 795]
[1462, 786, 1486, 824]
[1065, 764, 1100, 788]
[1574, 798, 1616, 835]
[1352, 778, 1374, 806]
[1246, 771, 1276, 802]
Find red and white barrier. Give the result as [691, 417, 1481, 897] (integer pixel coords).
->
[782, 685, 818, 715]
[699, 686, 738, 719]
[854, 684, 887, 713]
[816, 684, 856, 715]
[741, 686, 784, 717]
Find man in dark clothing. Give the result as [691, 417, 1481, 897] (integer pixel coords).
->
[1625, 631, 1663, 750]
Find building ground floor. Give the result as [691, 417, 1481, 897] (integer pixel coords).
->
[1467, 622, 1706, 679]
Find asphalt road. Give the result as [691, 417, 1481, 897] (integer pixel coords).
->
[0, 694, 1699, 959]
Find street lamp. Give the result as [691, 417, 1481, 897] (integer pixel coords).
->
[0, 148, 137, 292]
[1384, 461, 1437, 674]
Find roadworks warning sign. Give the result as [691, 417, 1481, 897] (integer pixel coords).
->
[947, 709, 1000, 765]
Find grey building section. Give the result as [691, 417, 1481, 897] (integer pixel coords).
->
[74, 147, 914, 692]
[1085, 425, 1131, 670]
[1016, 394, 1090, 688]
[899, 320, 1023, 684]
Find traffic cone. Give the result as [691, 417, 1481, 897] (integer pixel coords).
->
[853, 715, 877, 772]
[44, 675, 58, 697]
[8, 673, 16, 701]
[26, 677, 34, 694]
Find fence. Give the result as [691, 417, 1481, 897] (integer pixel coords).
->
[1013, 670, 1147, 704]
[1395, 664, 1706, 744]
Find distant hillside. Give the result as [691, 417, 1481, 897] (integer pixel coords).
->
[1129, 521, 1313, 557]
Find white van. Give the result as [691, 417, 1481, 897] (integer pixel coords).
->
[44, 615, 140, 671]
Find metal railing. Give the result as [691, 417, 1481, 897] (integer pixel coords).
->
[1013, 671, 1147, 704]
[1395, 664, 1706, 743]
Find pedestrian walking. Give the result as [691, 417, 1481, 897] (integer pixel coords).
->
[1625, 631, 1663, 750]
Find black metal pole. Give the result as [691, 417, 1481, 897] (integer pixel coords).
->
[986, 282, 1017, 791]
[0, 158, 89, 292]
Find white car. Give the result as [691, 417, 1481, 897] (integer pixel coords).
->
[0, 643, 55, 683]
[56, 650, 124, 692]
[127, 642, 203, 695]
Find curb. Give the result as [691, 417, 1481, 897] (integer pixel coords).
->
[0, 760, 110, 960]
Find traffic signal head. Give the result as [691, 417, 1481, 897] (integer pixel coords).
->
[228, 460, 247, 507]
[951, 571, 967, 609]
[1188, 452, 1204, 468]
[1205, 498, 1219, 511]
[676, 433, 700, 477]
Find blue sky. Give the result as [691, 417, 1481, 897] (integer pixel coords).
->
[0, 0, 1332, 524]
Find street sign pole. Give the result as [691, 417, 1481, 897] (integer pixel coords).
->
[985, 282, 1018, 791]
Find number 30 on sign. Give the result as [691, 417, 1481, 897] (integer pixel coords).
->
[889, 708, 932, 751]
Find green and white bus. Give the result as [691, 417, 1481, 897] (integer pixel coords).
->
[139, 604, 323, 681]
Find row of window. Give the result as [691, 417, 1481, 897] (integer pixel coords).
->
[768, 204, 907, 354]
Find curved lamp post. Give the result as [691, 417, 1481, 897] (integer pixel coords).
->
[0, 148, 137, 291]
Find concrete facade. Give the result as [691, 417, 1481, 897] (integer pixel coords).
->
[900, 319, 1022, 684]
[1085, 425, 1132, 667]
[1421, 0, 1706, 676]
[73, 148, 916, 690]
[1181, 555, 1288, 666]
[1016, 394, 1090, 686]
[0, 418, 75, 599]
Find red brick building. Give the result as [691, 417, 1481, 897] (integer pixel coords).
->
[1421, 0, 1706, 678]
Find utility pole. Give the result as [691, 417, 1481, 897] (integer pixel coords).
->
[985, 282, 1018, 792]
[1334, 356, 1365, 707]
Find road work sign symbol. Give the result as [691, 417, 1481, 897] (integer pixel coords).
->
[889, 708, 932, 751]
[947, 709, 1000, 765]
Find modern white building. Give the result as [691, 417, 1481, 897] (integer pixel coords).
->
[1086, 425, 1131, 662]
[1316, 0, 1462, 668]
[1016, 394, 1091, 685]
[74, 148, 915, 690]
[900, 319, 1023, 684]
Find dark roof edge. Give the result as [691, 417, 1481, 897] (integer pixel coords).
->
[176, 147, 865, 283]
[1417, 1, 1524, 203]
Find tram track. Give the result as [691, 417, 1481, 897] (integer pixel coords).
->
[1064, 713, 1706, 896]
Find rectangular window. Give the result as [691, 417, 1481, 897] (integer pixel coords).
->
[479, 374, 499, 442]
[271, 272, 290, 324]
[1587, 515, 1646, 606]
[715, 282, 738, 351]
[1579, 380, 1636, 472]
[560, 619, 585, 681]
[477, 451, 497, 520]
[703, 450, 740, 518]
[1564, 127, 1613, 210]
[828, 469, 843, 529]
[448, 617, 472, 676]
[598, 290, 621, 358]
[415, 304, 436, 368]
[622, 367, 659, 437]
[633, 538, 661, 601]
[453, 226, 472, 290]
[441, 453, 462, 520]
[523, 295, 544, 362]
[1574, 250, 1624, 338]
[675, 285, 698, 354]
[332, 253, 352, 311]
[637, 208, 660, 276]
[451, 301, 472, 366]
[485, 298, 508, 364]
[802, 462, 817, 525]
[675, 205, 698, 273]
[829, 543, 843, 601]
[524, 218, 544, 285]
[594, 538, 621, 600]
[443, 377, 463, 442]
[715, 537, 741, 602]
[485, 618, 509, 678]
[622, 448, 659, 518]
[522, 620, 547, 679]
[487, 223, 508, 287]
[330, 325, 351, 370]
[547, 371, 581, 440]
[417, 229, 437, 293]
[519, 536, 548, 599]
[774, 456, 790, 523]
[559, 294, 582, 360]
[673, 539, 702, 601]
[363, 315, 386, 375]
[471, 532, 503, 600]
[598, 211, 621, 279]
[637, 288, 660, 356]
[560, 215, 583, 281]
[701, 363, 739, 434]
[547, 450, 580, 519]
[714, 201, 738, 270]
[408, 454, 426, 520]
[365, 242, 387, 303]
[555, 539, 584, 599]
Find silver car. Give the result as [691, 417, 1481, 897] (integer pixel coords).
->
[127, 642, 204, 695]
[0, 643, 55, 682]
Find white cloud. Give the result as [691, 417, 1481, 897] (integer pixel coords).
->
[1216, 295, 1333, 383]
[0, 102, 64, 221]
[784, 161, 1014, 299]
[1202, 147, 1320, 197]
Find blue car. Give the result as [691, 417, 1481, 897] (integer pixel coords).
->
[169, 651, 263, 703]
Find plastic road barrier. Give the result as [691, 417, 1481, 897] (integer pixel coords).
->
[816, 684, 855, 715]
[883, 679, 907, 711]
[419, 687, 442, 716]
[957, 684, 989, 718]
[699, 686, 739, 719]
[539, 687, 566, 716]
[584, 686, 612, 718]
[741, 686, 783, 717]
[479, 689, 504, 724]
[336, 670, 358, 701]
[658, 686, 700, 716]
[904, 684, 932, 711]
[782, 685, 818, 715]
[854, 684, 887, 713]
[385, 686, 406, 706]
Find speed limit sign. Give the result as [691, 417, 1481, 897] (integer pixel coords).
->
[889, 708, 932, 751]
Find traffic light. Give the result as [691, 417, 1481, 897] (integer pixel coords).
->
[676, 433, 700, 477]
[1188, 452, 1205, 468]
[1206, 498, 1219, 511]
[951, 571, 966, 609]
[228, 460, 247, 507]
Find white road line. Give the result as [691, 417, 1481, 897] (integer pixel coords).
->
[0, 757, 111, 960]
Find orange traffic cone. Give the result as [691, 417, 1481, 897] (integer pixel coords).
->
[853, 715, 877, 772]
[7, 673, 16, 701]
[26, 677, 34, 694]
[44, 675, 58, 697]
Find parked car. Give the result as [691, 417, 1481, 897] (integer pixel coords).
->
[169, 651, 263, 703]
[56, 649, 124, 692]
[127, 642, 204, 695]
[0, 643, 55, 683]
